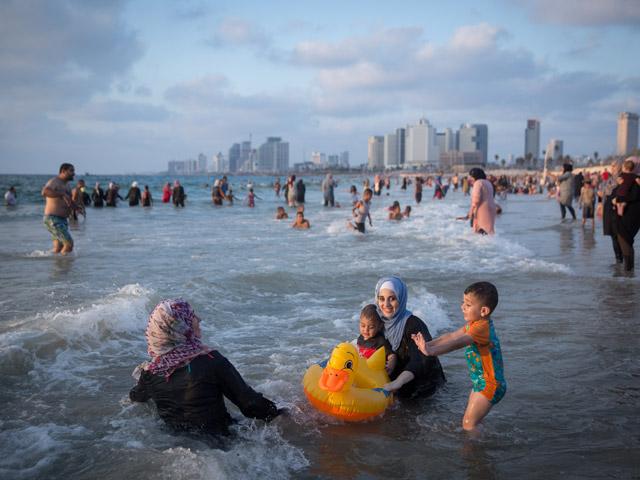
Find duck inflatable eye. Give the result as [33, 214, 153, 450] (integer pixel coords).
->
[344, 360, 353, 370]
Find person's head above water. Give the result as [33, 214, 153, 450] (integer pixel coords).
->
[143, 298, 212, 378]
[468, 168, 486, 181]
[374, 276, 412, 351]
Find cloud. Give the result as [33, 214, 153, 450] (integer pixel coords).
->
[528, 0, 640, 25]
[62, 100, 172, 123]
[206, 17, 271, 47]
[291, 26, 423, 67]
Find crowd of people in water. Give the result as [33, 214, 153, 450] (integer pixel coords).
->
[5, 157, 639, 269]
[4, 158, 638, 444]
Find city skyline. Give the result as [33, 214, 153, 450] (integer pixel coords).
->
[1, 1, 639, 174]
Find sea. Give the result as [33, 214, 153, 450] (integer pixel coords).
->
[0, 173, 638, 480]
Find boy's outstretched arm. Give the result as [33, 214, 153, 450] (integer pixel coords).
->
[412, 329, 473, 357]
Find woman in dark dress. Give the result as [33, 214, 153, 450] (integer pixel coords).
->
[130, 298, 281, 436]
[598, 159, 623, 263]
[376, 276, 446, 398]
[615, 157, 640, 271]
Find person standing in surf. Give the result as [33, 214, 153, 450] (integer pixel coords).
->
[41, 163, 81, 253]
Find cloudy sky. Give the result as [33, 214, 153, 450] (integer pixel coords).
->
[1, 0, 639, 174]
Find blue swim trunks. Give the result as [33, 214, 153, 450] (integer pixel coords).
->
[43, 215, 72, 244]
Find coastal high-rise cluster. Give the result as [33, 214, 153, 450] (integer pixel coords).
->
[368, 118, 488, 172]
[214, 136, 289, 173]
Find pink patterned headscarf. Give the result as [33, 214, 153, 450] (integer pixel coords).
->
[134, 298, 213, 379]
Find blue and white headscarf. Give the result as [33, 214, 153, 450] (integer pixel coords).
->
[375, 276, 412, 351]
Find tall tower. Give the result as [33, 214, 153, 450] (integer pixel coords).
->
[525, 119, 540, 160]
[458, 123, 488, 165]
[617, 112, 639, 155]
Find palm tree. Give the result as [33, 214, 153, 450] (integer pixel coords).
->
[501, 158, 506, 168]
[593, 151, 599, 165]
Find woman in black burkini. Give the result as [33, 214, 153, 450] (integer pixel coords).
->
[614, 157, 640, 271]
[130, 298, 282, 436]
[598, 159, 623, 263]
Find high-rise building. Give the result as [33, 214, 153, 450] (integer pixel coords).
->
[339, 151, 349, 167]
[617, 112, 639, 155]
[547, 139, 564, 162]
[405, 118, 440, 169]
[368, 136, 385, 170]
[311, 152, 325, 165]
[525, 119, 541, 160]
[258, 137, 289, 172]
[197, 153, 207, 172]
[394, 128, 405, 166]
[458, 124, 488, 165]
[228, 143, 240, 172]
[383, 133, 397, 168]
[436, 128, 454, 154]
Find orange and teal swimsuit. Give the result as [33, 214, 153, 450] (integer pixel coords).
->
[463, 318, 506, 405]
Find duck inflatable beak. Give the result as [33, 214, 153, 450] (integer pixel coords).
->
[319, 366, 351, 392]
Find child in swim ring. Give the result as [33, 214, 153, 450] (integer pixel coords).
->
[357, 304, 397, 375]
[412, 281, 506, 430]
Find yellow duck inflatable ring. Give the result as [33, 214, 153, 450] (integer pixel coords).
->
[303, 342, 392, 421]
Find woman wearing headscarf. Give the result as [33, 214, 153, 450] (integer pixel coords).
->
[162, 182, 172, 203]
[597, 159, 623, 263]
[615, 156, 640, 270]
[376, 277, 446, 398]
[465, 168, 496, 235]
[130, 298, 281, 436]
[125, 181, 142, 206]
[91, 183, 105, 207]
[547, 163, 576, 220]
[172, 180, 185, 207]
[287, 175, 296, 207]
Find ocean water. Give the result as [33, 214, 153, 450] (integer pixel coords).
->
[0, 174, 638, 479]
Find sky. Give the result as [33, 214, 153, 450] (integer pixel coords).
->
[1, 0, 639, 174]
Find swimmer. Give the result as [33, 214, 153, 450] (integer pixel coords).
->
[242, 188, 261, 207]
[348, 187, 372, 233]
[41, 163, 80, 253]
[291, 211, 310, 229]
[412, 282, 506, 430]
[275, 206, 289, 219]
[403, 205, 411, 218]
[388, 203, 402, 221]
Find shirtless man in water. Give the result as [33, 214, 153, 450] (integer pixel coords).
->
[41, 163, 80, 253]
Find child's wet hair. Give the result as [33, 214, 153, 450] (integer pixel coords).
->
[464, 282, 499, 313]
[360, 304, 382, 323]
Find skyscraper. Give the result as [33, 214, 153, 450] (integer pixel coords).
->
[457, 123, 488, 165]
[404, 118, 440, 169]
[617, 112, 639, 155]
[258, 137, 289, 172]
[525, 119, 540, 160]
[368, 136, 384, 170]
[546, 139, 563, 162]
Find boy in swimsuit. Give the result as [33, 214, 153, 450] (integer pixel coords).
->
[412, 281, 506, 431]
[357, 304, 397, 375]
[291, 211, 310, 228]
[41, 163, 81, 253]
[348, 188, 372, 233]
